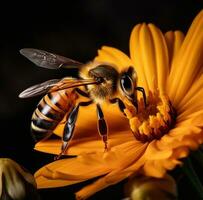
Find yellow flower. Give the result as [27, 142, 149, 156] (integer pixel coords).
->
[34, 10, 203, 199]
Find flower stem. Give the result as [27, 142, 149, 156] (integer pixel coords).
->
[182, 157, 203, 199]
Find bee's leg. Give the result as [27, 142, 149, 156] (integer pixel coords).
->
[74, 88, 90, 98]
[55, 100, 93, 160]
[96, 104, 108, 151]
[109, 98, 126, 116]
[131, 94, 138, 110]
[57, 89, 89, 126]
[136, 87, 147, 108]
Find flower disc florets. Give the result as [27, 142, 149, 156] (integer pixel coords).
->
[125, 91, 176, 142]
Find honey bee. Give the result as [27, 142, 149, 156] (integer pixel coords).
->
[19, 48, 146, 159]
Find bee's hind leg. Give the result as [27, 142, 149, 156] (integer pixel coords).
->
[55, 100, 93, 160]
[96, 104, 108, 151]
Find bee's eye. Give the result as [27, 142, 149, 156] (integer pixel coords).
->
[120, 74, 134, 96]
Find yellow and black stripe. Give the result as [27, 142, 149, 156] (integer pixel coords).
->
[31, 90, 76, 142]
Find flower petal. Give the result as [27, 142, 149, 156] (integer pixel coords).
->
[156, 125, 203, 151]
[35, 140, 147, 198]
[34, 175, 80, 188]
[75, 141, 147, 199]
[176, 74, 203, 113]
[130, 23, 169, 94]
[35, 131, 134, 155]
[164, 30, 184, 68]
[178, 91, 203, 118]
[143, 160, 167, 177]
[177, 92, 203, 120]
[142, 121, 203, 178]
[35, 155, 110, 189]
[176, 109, 203, 128]
[130, 24, 149, 94]
[167, 10, 203, 106]
[148, 24, 169, 94]
[143, 141, 172, 160]
[75, 170, 132, 200]
[140, 141, 173, 177]
[138, 23, 158, 92]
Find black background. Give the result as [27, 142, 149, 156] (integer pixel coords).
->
[0, 1, 202, 199]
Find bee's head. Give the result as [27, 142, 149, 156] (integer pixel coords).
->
[87, 64, 119, 99]
[89, 64, 119, 86]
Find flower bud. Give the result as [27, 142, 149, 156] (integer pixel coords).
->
[124, 174, 178, 200]
[0, 158, 40, 200]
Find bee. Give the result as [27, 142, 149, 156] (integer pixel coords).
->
[19, 48, 146, 159]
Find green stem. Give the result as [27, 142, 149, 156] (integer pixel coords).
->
[182, 157, 203, 199]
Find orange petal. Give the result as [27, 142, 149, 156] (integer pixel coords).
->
[156, 125, 203, 150]
[139, 23, 158, 92]
[164, 30, 184, 69]
[142, 144, 190, 177]
[178, 93, 203, 119]
[177, 93, 203, 120]
[167, 10, 203, 106]
[35, 131, 134, 155]
[138, 141, 173, 177]
[35, 140, 147, 198]
[35, 176, 80, 188]
[35, 154, 111, 189]
[159, 158, 180, 171]
[75, 170, 130, 200]
[143, 124, 203, 178]
[143, 140, 172, 160]
[130, 23, 169, 94]
[176, 74, 203, 112]
[171, 146, 190, 159]
[143, 160, 167, 177]
[176, 109, 203, 128]
[148, 24, 169, 94]
[130, 24, 149, 94]
[75, 141, 147, 199]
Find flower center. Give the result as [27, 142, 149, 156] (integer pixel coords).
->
[124, 91, 176, 143]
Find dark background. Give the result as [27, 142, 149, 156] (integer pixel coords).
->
[0, 1, 202, 199]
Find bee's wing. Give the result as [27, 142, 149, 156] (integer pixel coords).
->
[19, 79, 61, 98]
[19, 78, 97, 98]
[20, 48, 83, 69]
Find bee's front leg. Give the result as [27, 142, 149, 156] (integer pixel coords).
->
[136, 87, 147, 108]
[96, 104, 108, 151]
[109, 98, 126, 116]
[55, 100, 93, 160]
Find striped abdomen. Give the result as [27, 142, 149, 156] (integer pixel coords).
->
[31, 90, 77, 142]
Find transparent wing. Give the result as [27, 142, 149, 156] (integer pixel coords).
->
[19, 79, 61, 98]
[20, 48, 83, 69]
[19, 78, 97, 98]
